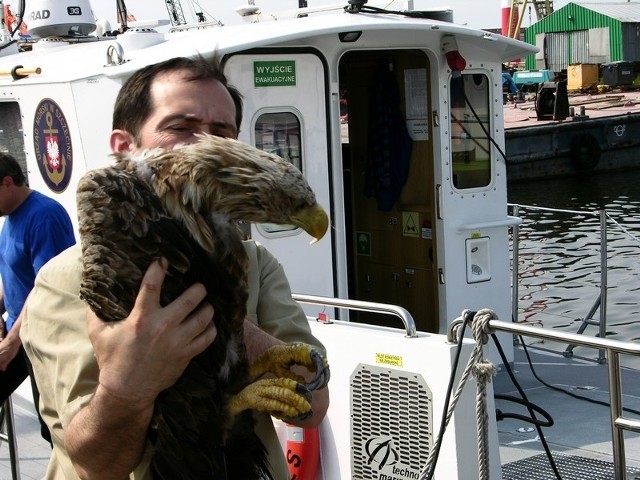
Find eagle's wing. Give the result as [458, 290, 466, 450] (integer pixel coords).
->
[78, 165, 195, 321]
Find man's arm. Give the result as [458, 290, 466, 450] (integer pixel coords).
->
[65, 384, 154, 480]
[0, 283, 22, 371]
[65, 259, 217, 480]
[0, 314, 22, 371]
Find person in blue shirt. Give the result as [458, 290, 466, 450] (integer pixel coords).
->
[0, 152, 76, 444]
[502, 72, 518, 95]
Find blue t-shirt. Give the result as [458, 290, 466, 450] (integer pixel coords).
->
[0, 190, 75, 331]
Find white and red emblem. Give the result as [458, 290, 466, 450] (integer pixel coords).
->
[33, 99, 73, 192]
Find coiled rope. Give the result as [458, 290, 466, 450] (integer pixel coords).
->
[420, 308, 498, 480]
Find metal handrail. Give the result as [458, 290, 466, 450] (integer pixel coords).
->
[292, 290, 637, 478]
[291, 293, 417, 337]
[509, 204, 609, 363]
[450, 316, 640, 480]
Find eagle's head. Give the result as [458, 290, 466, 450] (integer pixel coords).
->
[117, 133, 329, 251]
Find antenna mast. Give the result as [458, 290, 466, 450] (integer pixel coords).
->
[116, 0, 128, 30]
[165, 0, 187, 25]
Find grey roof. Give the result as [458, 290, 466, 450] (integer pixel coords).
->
[572, 2, 640, 22]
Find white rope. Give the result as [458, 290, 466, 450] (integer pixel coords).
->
[472, 309, 499, 480]
[419, 309, 498, 480]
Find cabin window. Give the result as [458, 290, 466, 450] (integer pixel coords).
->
[0, 102, 26, 176]
[450, 73, 491, 189]
[253, 111, 302, 236]
[254, 112, 302, 171]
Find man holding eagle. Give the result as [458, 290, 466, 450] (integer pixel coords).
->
[20, 55, 330, 479]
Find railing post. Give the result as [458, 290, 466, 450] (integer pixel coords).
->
[511, 204, 520, 326]
[511, 204, 520, 347]
[0, 397, 20, 480]
[607, 349, 626, 478]
[598, 210, 608, 364]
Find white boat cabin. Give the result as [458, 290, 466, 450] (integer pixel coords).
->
[0, 0, 535, 335]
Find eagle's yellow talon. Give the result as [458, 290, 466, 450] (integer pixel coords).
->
[248, 343, 330, 391]
[229, 377, 312, 420]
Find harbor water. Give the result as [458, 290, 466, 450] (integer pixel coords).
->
[507, 169, 640, 366]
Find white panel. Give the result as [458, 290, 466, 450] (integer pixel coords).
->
[588, 27, 611, 64]
[535, 33, 546, 70]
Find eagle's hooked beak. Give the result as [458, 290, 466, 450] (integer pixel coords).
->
[290, 204, 329, 244]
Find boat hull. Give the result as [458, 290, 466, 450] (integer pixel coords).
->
[505, 112, 640, 181]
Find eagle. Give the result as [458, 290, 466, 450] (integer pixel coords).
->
[77, 133, 330, 480]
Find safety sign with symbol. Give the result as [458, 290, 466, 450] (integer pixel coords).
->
[356, 231, 372, 256]
[402, 212, 420, 238]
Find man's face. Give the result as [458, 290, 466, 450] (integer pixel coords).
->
[134, 70, 238, 151]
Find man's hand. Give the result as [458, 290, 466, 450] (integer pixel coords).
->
[88, 257, 218, 407]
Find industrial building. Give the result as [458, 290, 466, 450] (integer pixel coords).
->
[523, 2, 640, 75]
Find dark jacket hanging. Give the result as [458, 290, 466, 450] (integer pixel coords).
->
[364, 61, 413, 212]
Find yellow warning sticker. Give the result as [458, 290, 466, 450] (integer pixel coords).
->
[375, 353, 403, 367]
[402, 212, 420, 237]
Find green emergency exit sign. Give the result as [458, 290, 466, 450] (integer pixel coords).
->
[254, 60, 296, 87]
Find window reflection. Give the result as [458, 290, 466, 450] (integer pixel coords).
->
[255, 112, 301, 171]
[254, 111, 302, 235]
[450, 74, 491, 189]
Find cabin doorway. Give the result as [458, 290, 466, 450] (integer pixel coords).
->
[338, 49, 438, 333]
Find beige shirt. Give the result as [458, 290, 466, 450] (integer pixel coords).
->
[21, 242, 324, 479]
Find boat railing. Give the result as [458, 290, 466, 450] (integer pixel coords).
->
[508, 203, 640, 363]
[462, 315, 640, 480]
[291, 293, 417, 337]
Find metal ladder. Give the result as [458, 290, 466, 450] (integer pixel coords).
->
[0, 397, 20, 480]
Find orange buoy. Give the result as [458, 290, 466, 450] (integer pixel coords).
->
[285, 425, 320, 480]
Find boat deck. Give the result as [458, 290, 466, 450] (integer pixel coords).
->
[2, 343, 640, 479]
[497, 345, 640, 479]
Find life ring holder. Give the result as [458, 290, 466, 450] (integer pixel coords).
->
[569, 133, 600, 170]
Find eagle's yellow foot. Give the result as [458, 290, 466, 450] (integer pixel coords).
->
[249, 343, 330, 391]
[228, 377, 312, 421]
